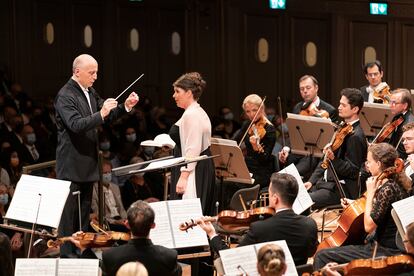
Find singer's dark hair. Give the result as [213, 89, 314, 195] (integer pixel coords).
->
[0, 232, 14, 276]
[269, 173, 298, 206]
[127, 200, 155, 237]
[257, 243, 286, 276]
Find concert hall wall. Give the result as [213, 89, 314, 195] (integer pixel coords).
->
[1, 0, 414, 117]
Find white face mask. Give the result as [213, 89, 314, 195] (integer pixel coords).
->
[102, 173, 112, 183]
[0, 193, 9, 205]
[126, 133, 136, 142]
[26, 133, 36, 144]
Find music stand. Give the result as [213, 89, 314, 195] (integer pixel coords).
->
[360, 102, 392, 137]
[210, 138, 254, 209]
[286, 113, 335, 158]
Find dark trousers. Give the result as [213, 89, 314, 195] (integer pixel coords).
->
[309, 181, 341, 209]
[58, 181, 93, 257]
[314, 243, 402, 270]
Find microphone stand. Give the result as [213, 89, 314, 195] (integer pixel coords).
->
[27, 193, 42, 258]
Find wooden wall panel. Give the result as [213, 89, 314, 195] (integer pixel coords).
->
[401, 23, 414, 88]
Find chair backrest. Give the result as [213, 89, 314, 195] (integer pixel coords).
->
[229, 184, 260, 211]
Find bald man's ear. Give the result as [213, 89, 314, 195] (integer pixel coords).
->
[151, 223, 156, 229]
[124, 220, 131, 230]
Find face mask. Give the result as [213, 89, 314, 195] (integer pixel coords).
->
[223, 112, 234, 121]
[102, 173, 112, 183]
[143, 146, 154, 157]
[0, 194, 9, 206]
[267, 114, 275, 121]
[100, 141, 110, 151]
[10, 157, 19, 167]
[126, 133, 136, 142]
[26, 133, 36, 144]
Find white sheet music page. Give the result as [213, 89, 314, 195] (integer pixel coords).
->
[168, 198, 209, 248]
[149, 201, 175, 248]
[219, 245, 258, 275]
[255, 240, 298, 276]
[15, 258, 57, 276]
[5, 174, 70, 228]
[278, 164, 313, 214]
[57, 259, 99, 276]
[392, 196, 414, 232]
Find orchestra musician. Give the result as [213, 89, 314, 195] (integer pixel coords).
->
[314, 143, 411, 270]
[304, 88, 367, 208]
[168, 72, 216, 215]
[388, 88, 414, 159]
[234, 94, 276, 189]
[402, 122, 414, 191]
[198, 173, 318, 265]
[279, 75, 338, 180]
[360, 60, 389, 103]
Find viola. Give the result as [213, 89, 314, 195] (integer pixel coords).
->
[179, 207, 275, 232]
[309, 254, 414, 275]
[321, 123, 354, 169]
[299, 101, 330, 119]
[248, 117, 267, 153]
[373, 83, 391, 104]
[372, 116, 404, 144]
[47, 231, 130, 248]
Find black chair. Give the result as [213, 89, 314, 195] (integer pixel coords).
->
[229, 184, 260, 211]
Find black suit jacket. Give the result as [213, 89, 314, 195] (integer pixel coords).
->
[101, 238, 182, 276]
[54, 78, 126, 182]
[292, 98, 339, 124]
[210, 209, 318, 265]
[360, 86, 370, 102]
[308, 121, 367, 199]
[389, 112, 414, 159]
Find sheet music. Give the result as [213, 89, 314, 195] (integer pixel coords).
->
[278, 164, 314, 214]
[219, 245, 258, 275]
[149, 201, 175, 248]
[15, 258, 57, 276]
[168, 198, 209, 248]
[220, 240, 298, 276]
[5, 175, 70, 228]
[57, 259, 99, 276]
[137, 157, 185, 172]
[392, 196, 414, 232]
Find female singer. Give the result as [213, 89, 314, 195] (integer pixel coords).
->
[169, 72, 215, 214]
[314, 143, 411, 270]
[235, 94, 276, 188]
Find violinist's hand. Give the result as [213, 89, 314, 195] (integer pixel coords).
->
[198, 217, 216, 239]
[124, 92, 139, 111]
[249, 135, 260, 151]
[100, 98, 118, 119]
[68, 231, 87, 252]
[278, 149, 289, 164]
[341, 198, 353, 209]
[304, 182, 312, 190]
[408, 154, 414, 171]
[176, 171, 189, 195]
[10, 232, 23, 251]
[366, 176, 377, 195]
[323, 262, 342, 276]
[324, 148, 335, 161]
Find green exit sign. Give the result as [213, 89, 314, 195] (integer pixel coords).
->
[370, 3, 388, 15]
[269, 0, 286, 10]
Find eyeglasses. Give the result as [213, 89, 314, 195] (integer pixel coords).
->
[367, 72, 380, 78]
[402, 137, 414, 143]
[390, 101, 403, 105]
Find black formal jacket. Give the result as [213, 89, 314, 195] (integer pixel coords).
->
[292, 98, 339, 124]
[360, 86, 370, 102]
[308, 121, 367, 199]
[389, 111, 414, 159]
[54, 78, 126, 182]
[210, 209, 318, 265]
[81, 238, 181, 276]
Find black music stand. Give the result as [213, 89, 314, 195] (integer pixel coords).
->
[286, 113, 334, 159]
[360, 102, 392, 137]
[210, 138, 254, 209]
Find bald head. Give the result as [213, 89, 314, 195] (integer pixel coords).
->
[72, 54, 98, 88]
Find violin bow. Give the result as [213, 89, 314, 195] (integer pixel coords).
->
[238, 96, 267, 148]
[327, 159, 347, 199]
[277, 96, 286, 148]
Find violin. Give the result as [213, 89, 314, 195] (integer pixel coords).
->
[309, 254, 414, 275]
[373, 82, 391, 104]
[299, 101, 330, 119]
[47, 231, 130, 248]
[316, 158, 405, 253]
[372, 116, 404, 144]
[179, 207, 275, 232]
[321, 123, 354, 169]
[248, 117, 267, 153]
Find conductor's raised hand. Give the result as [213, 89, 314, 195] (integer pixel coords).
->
[125, 92, 139, 111]
[100, 98, 118, 119]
